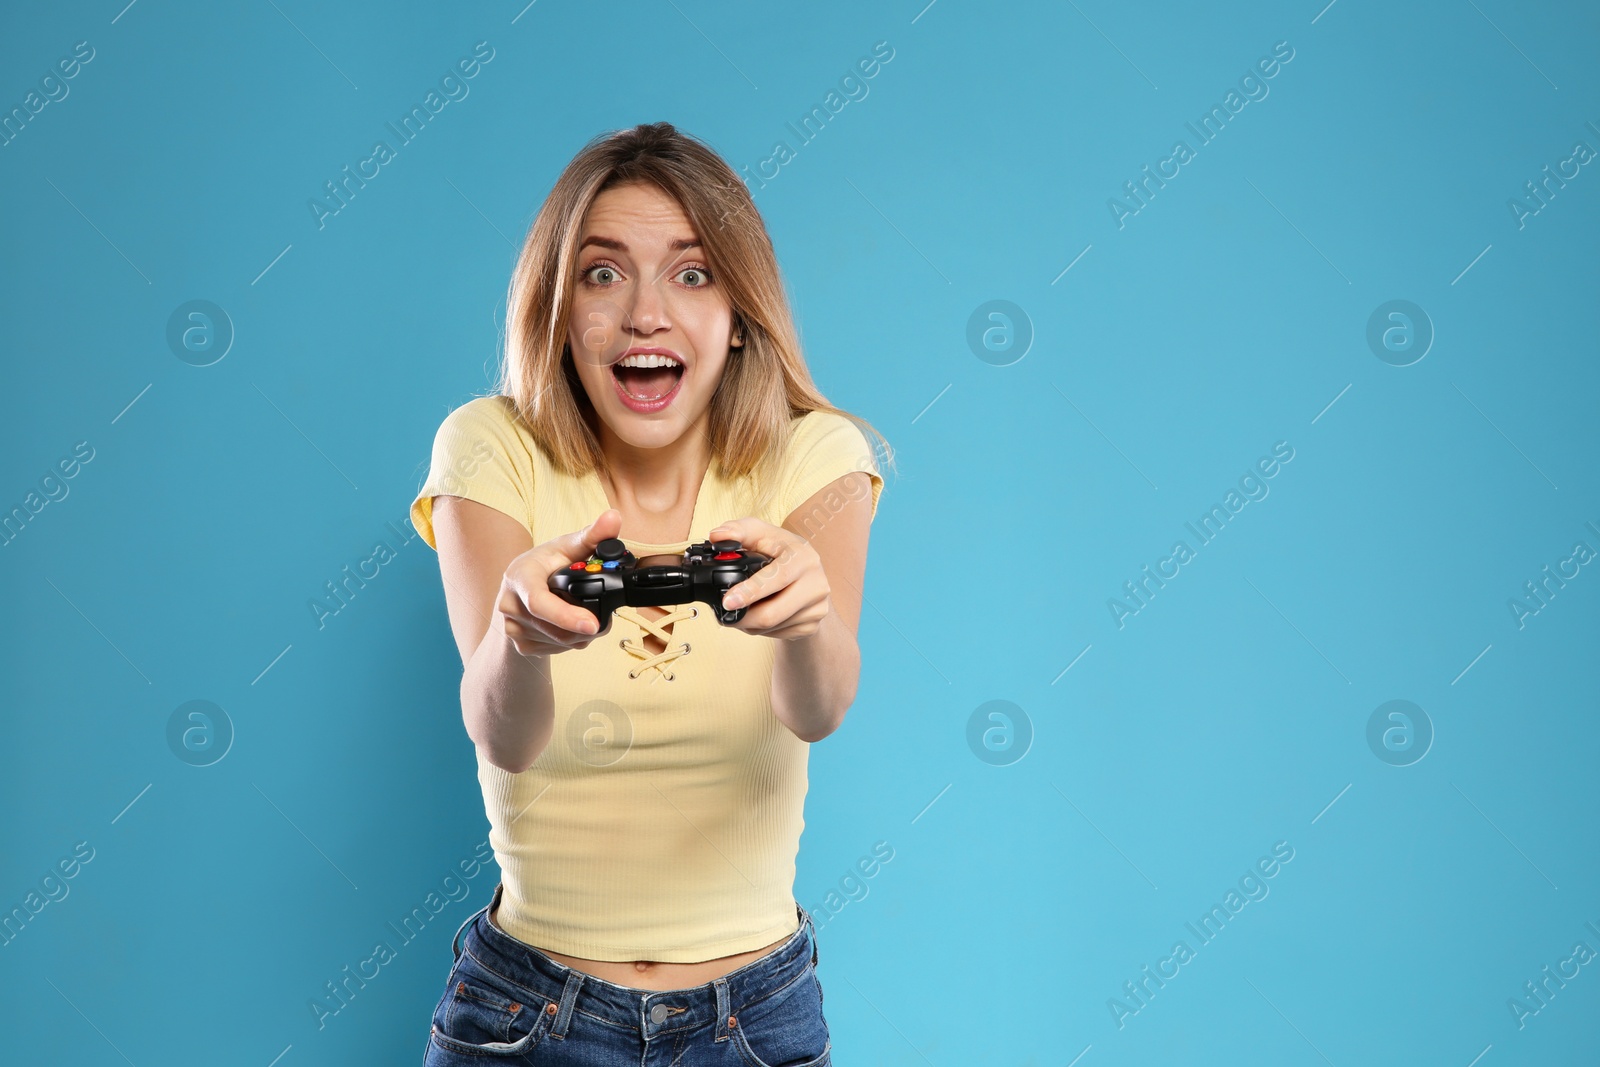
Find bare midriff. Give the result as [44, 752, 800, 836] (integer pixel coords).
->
[490, 898, 789, 990]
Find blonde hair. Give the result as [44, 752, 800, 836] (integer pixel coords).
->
[495, 121, 892, 495]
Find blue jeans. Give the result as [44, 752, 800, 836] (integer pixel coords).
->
[422, 882, 832, 1066]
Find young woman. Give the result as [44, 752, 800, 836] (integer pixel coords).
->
[409, 122, 889, 1065]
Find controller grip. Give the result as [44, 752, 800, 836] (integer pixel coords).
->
[548, 573, 613, 631]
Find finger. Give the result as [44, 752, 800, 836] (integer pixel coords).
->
[723, 555, 794, 610]
[706, 518, 743, 542]
[502, 615, 557, 654]
[735, 610, 820, 642]
[760, 597, 831, 640]
[502, 615, 556, 657]
[750, 616, 822, 642]
[749, 529, 802, 567]
[565, 508, 622, 561]
[535, 590, 606, 635]
[727, 581, 816, 632]
[505, 607, 600, 648]
[707, 517, 784, 556]
[527, 510, 622, 634]
[505, 578, 604, 637]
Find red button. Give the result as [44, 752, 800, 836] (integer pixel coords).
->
[569, 561, 586, 569]
[714, 551, 741, 560]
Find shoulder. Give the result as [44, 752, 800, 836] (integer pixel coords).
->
[772, 409, 883, 522]
[429, 395, 540, 472]
[411, 395, 540, 550]
[780, 410, 874, 462]
[434, 394, 526, 441]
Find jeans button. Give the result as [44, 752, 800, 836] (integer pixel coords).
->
[649, 1002, 670, 1023]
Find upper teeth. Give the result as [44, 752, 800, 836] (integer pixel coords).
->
[617, 353, 681, 369]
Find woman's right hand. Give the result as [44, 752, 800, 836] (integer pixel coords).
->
[495, 508, 622, 657]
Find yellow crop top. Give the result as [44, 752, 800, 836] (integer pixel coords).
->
[409, 394, 883, 962]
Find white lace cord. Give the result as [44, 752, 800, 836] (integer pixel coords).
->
[614, 605, 697, 681]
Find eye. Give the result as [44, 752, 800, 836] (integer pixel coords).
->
[582, 262, 620, 286]
[677, 265, 713, 288]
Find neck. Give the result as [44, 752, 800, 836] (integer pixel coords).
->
[596, 413, 714, 520]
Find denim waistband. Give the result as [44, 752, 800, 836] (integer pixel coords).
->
[447, 881, 818, 1041]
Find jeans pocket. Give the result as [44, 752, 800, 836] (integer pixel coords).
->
[729, 964, 831, 1067]
[427, 950, 553, 1060]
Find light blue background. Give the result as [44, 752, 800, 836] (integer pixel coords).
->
[2, 1, 1597, 1064]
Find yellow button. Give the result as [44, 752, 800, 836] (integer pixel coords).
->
[586, 561, 602, 572]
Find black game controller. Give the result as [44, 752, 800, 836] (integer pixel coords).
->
[548, 537, 771, 630]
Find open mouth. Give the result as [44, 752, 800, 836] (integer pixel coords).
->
[611, 352, 685, 407]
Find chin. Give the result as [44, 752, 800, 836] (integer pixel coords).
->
[601, 400, 706, 446]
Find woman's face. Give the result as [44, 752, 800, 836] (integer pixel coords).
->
[566, 181, 739, 453]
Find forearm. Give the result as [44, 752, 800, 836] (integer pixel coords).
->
[770, 607, 859, 743]
[461, 618, 556, 773]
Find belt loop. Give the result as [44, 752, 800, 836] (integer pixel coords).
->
[799, 902, 818, 967]
[549, 970, 585, 1039]
[714, 976, 731, 1042]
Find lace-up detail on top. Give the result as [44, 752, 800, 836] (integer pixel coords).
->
[613, 605, 697, 681]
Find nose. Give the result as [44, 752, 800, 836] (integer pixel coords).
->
[621, 271, 672, 336]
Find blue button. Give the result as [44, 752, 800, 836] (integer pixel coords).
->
[602, 560, 619, 569]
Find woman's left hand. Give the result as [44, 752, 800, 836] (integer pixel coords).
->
[704, 518, 831, 640]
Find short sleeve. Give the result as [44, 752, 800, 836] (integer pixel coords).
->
[409, 396, 536, 551]
[777, 411, 884, 526]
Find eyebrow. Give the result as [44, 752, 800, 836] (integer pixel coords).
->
[578, 235, 700, 253]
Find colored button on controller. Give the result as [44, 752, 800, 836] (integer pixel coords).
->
[585, 561, 603, 573]
[569, 561, 586, 570]
[714, 551, 741, 560]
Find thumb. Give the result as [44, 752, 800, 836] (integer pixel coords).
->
[575, 508, 622, 553]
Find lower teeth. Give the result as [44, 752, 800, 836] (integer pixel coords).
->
[617, 371, 678, 402]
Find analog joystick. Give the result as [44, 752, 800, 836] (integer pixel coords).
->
[594, 538, 629, 563]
